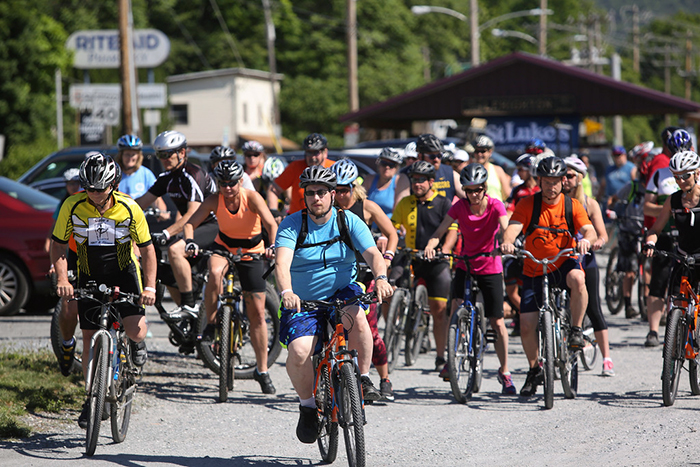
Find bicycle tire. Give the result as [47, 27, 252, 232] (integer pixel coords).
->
[50, 300, 82, 374]
[86, 333, 109, 456]
[559, 337, 578, 399]
[110, 336, 134, 443]
[384, 288, 408, 373]
[472, 303, 486, 394]
[404, 284, 429, 367]
[447, 307, 474, 403]
[218, 304, 233, 403]
[638, 255, 648, 321]
[580, 329, 598, 371]
[605, 247, 624, 315]
[690, 358, 700, 395]
[317, 364, 338, 463]
[338, 363, 365, 467]
[541, 310, 555, 410]
[662, 307, 686, 407]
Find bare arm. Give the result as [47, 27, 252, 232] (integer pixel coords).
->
[424, 215, 456, 259]
[452, 171, 465, 199]
[394, 173, 410, 210]
[249, 190, 278, 259]
[586, 200, 608, 250]
[645, 196, 673, 251]
[644, 192, 663, 218]
[360, 245, 393, 304]
[275, 246, 299, 311]
[135, 192, 158, 210]
[493, 165, 511, 200]
[50, 240, 72, 298]
[183, 195, 218, 240]
[138, 243, 157, 306]
[500, 221, 524, 254]
[167, 201, 202, 237]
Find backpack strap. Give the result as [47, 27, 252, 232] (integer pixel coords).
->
[524, 191, 575, 238]
[295, 208, 360, 255]
[565, 194, 575, 238]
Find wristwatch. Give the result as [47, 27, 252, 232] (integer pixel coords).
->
[375, 275, 388, 282]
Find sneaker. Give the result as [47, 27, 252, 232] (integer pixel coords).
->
[435, 356, 447, 371]
[380, 378, 395, 401]
[78, 400, 89, 429]
[254, 369, 276, 394]
[497, 369, 517, 395]
[167, 304, 198, 320]
[625, 305, 639, 319]
[296, 405, 318, 443]
[520, 366, 544, 397]
[131, 340, 148, 367]
[438, 363, 450, 381]
[602, 359, 615, 377]
[645, 331, 660, 347]
[660, 313, 667, 326]
[568, 326, 585, 350]
[199, 323, 216, 343]
[420, 334, 431, 354]
[59, 338, 76, 377]
[361, 376, 381, 403]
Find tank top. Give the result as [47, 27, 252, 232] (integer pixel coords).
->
[486, 163, 503, 201]
[367, 175, 396, 217]
[432, 163, 456, 201]
[215, 188, 264, 255]
[670, 191, 700, 255]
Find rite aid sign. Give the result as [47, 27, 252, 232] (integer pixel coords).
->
[66, 29, 170, 69]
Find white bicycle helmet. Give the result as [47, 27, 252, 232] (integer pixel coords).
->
[63, 168, 81, 182]
[378, 147, 403, 165]
[153, 130, 187, 153]
[242, 140, 265, 153]
[669, 150, 700, 173]
[330, 159, 359, 186]
[404, 141, 418, 160]
[563, 156, 587, 176]
[262, 157, 287, 182]
[299, 165, 337, 189]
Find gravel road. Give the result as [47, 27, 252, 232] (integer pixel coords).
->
[2, 257, 700, 466]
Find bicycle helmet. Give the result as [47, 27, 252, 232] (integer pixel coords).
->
[299, 165, 337, 189]
[630, 141, 655, 160]
[415, 134, 443, 154]
[408, 160, 436, 178]
[378, 147, 402, 165]
[661, 126, 681, 148]
[210, 145, 236, 163]
[213, 159, 244, 182]
[668, 129, 693, 154]
[404, 142, 418, 160]
[535, 156, 567, 178]
[564, 156, 587, 176]
[262, 156, 287, 182]
[63, 168, 81, 182]
[460, 163, 488, 187]
[515, 154, 533, 169]
[153, 130, 187, 153]
[612, 145, 626, 156]
[117, 134, 143, 150]
[241, 140, 265, 154]
[669, 150, 700, 173]
[473, 135, 495, 150]
[525, 138, 546, 154]
[79, 153, 122, 190]
[453, 149, 469, 162]
[330, 159, 359, 186]
[303, 133, 327, 150]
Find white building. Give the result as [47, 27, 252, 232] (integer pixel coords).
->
[166, 68, 298, 151]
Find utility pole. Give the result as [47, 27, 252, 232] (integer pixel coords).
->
[262, 0, 281, 140]
[470, 0, 479, 66]
[632, 5, 640, 73]
[685, 30, 693, 101]
[539, 0, 547, 56]
[119, 0, 139, 136]
[347, 0, 359, 112]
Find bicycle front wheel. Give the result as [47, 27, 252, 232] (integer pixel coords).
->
[690, 358, 700, 395]
[86, 333, 109, 456]
[338, 364, 365, 467]
[605, 247, 624, 315]
[405, 284, 428, 367]
[541, 310, 555, 410]
[662, 307, 686, 407]
[384, 288, 408, 373]
[559, 323, 578, 399]
[316, 363, 338, 463]
[218, 304, 233, 403]
[447, 307, 474, 403]
[110, 338, 134, 443]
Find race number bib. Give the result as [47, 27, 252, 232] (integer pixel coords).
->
[88, 217, 116, 246]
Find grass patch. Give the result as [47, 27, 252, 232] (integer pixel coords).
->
[0, 350, 83, 439]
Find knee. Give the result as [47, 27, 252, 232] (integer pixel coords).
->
[169, 241, 185, 257]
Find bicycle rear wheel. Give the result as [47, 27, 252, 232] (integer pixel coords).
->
[50, 299, 82, 374]
[110, 337, 134, 443]
[338, 364, 365, 467]
[559, 327, 578, 399]
[316, 363, 338, 463]
[86, 333, 109, 456]
[472, 303, 486, 394]
[580, 328, 598, 371]
[384, 289, 408, 373]
[405, 284, 428, 367]
[218, 304, 233, 403]
[604, 247, 624, 315]
[541, 310, 555, 410]
[447, 307, 474, 403]
[662, 307, 686, 407]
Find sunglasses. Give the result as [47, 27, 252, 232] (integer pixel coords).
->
[464, 186, 485, 195]
[674, 172, 694, 181]
[244, 152, 261, 158]
[86, 187, 110, 193]
[378, 160, 398, 169]
[218, 180, 239, 187]
[565, 173, 577, 179]
[305, 150, 323, 157]
[335, 187, 352, 195]
[304, 188, 329, 198]
[410, 177, 429, 184]
[156, 149, 179, 160]
[474, 148, 490, 154]
[423, 153, 442, 160]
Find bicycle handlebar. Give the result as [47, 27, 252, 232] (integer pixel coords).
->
[198, 249, 263, 263]
[299, 292, 378, 312]
[71, 283, 141, 305]
[502, 248, 578, 269]
[653, 248, 700, 267]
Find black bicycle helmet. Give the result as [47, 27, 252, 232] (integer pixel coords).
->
[303, 133, 328, 150]
[668, 129, 693, 154]
[460, 163, 488, 187]
[299, 165, 337, 189]
[241, 140, 264, 153]
[79, 153, 122, 190]
[661, 126, 681, 148]
[535, 156, 567, 178]
[210, 145, 236, 163]
[408, 160, 436, 178]
[415, 134, 443, 154]
[213, 160, 244, 182]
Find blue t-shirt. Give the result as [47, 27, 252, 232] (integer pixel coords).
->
[276, 208, 376, 301]
[119, 166, 157, 198]
[605, 161, 635, 198]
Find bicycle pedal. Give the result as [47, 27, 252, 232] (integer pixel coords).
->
[485, 329, 497, 344]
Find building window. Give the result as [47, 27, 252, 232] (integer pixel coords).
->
[170, 104, 188, 125]
[243, 103, 248, 124]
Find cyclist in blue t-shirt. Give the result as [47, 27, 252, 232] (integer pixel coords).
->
[275, 165, 393, 444]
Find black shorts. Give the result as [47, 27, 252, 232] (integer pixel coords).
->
[649, 234, 674, 299]
[412, 259, 451, 301]
[211, 244, 266, 293]
[452, 268, 504, 319]
[503, 257, 523, 286]
[616, 232, 639, 273]
[77, 265, 144, 330]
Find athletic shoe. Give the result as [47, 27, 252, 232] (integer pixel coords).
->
[199, 323, 216, 343]
[131, 340, 148, 367]
[361, 376, 381, 403]
[435, 356, 447, 371]
[601, 359, 615, 377]
[645, 331, 660, 347]
[254, 369, 276, 394]
[439, 363, 450, 381]
[625, 305, 639, 319]
[568, 327, 585, 350]
[380, 378, 395, 401]
[59, 338, 76, 377]
[296, 405, 318, 443]
[78, 400, 89, 429]
[520, 366, 544, 397]
[497, 369, 517, 395]
[660, 313, 667, 326]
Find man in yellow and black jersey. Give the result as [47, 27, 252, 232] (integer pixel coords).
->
[390, 161, 453, 373]
[51, 153, 157, 429]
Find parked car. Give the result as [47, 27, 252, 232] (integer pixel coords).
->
[0, 177, 59, 315]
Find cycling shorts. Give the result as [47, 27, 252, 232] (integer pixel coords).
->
[412, 259, 451, 301]
[583, 253, 607, 332]
[520, 258, 582, 314]
[503, 257, 523, 286]
[452, 269, 504, 319]
[77, 265, 144, 330]
[649, 234, 674, 299]
[210, 244, 266, 293]
[279, 282, 367, 352]
[615, 232, 639, 273]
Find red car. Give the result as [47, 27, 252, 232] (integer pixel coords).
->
[0, 176, 58, 315]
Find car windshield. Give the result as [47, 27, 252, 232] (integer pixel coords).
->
[0, 177, 59, 211]
[34, 159, 82, 183]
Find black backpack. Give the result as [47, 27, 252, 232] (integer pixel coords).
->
[524, 192, 576, 239]
[295, 208, 359, 254]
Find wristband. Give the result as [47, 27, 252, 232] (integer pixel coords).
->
[185, 238, 195, 245]
[280, 289, 293, 297]
[162, 229, 171, 240]
[384, 250, 394, 257]
[375, 275, 388, 282]
[144, 287, 156, 293]
[378, 236, 388, 242]
[646, 241, 656, 246]
[384, 254, 394, 260]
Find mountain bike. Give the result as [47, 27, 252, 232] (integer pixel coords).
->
[653, 249, 700, 406]
[605, 228, 647, 319]
[505, 248, 580, 409]
[71, 282, 141, 456]
[306, 292, 377, 467]
[579, 315, 599, 371]
[195, 250, 281, 395]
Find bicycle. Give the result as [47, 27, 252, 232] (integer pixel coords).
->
[195, 249, 282, 400]
[579, 315, 599, 371]
[505, 248, 580, 409]
[71, 282, 141, 456]
[652, 249, 700, 406]
[304, 292, 377, 467]
[605, 226, 647, 319]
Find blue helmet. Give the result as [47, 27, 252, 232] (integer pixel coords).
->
[117, 134, 143, 150]
[668, 129, 693, 154]
[525, 138, 546, 154]
[330, 158, 359, 186]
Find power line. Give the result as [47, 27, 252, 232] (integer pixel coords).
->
[168, 7, 212, 70]
[209, 0, 245, 68]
